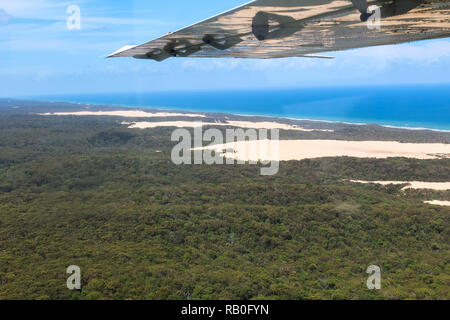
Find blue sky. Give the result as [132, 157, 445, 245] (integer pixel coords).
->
[0, 0, 449, 97]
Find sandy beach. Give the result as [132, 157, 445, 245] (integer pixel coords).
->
[40, 110, 206, 118]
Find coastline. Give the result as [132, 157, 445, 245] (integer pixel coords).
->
[13, 83, 450, 132]
[235, 113, 450, 133]
[22, 98, 450, 133]
[91, 104, 450, 133]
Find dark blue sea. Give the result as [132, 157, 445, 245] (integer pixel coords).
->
[33, 85, 450, 131]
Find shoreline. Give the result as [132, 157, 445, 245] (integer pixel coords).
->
[236, 113, 450, 133]
[9, 97, 450, 133]
[45, 105, 450, 133]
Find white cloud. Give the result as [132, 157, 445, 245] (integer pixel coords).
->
[0, 8, 11, 24]
[342, 39, 450, 63]
[0, 0, 75, 18]
[0, 0, 166, 26]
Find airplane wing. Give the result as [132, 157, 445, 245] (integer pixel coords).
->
[108, 0, 450, 61]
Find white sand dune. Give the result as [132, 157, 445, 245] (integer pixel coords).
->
[349, 180, 450, 191]
[193, 139, 450, 162]
[41, 112, 332, 132]
[40, 110, 206, 118]
[125, 120, 333, 132]
[424, 200, 450, 206]
[125, 121, 204, 129]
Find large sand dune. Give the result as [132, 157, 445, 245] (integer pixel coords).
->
[424, 200, 450, 206]
[193, 139, 450, 161]
[125, 120, 332, 132]
[41, 111, 333, 132]
[349, 180, 450, 191]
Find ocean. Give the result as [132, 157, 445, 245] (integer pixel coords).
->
[33, 84, 450, 131]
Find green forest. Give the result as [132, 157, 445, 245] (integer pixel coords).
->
[0, 113, 448, 300]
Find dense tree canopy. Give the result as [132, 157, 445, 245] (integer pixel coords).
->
[0, 114, 448, 300]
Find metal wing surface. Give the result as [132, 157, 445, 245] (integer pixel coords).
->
[108, 0, 450, 61]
